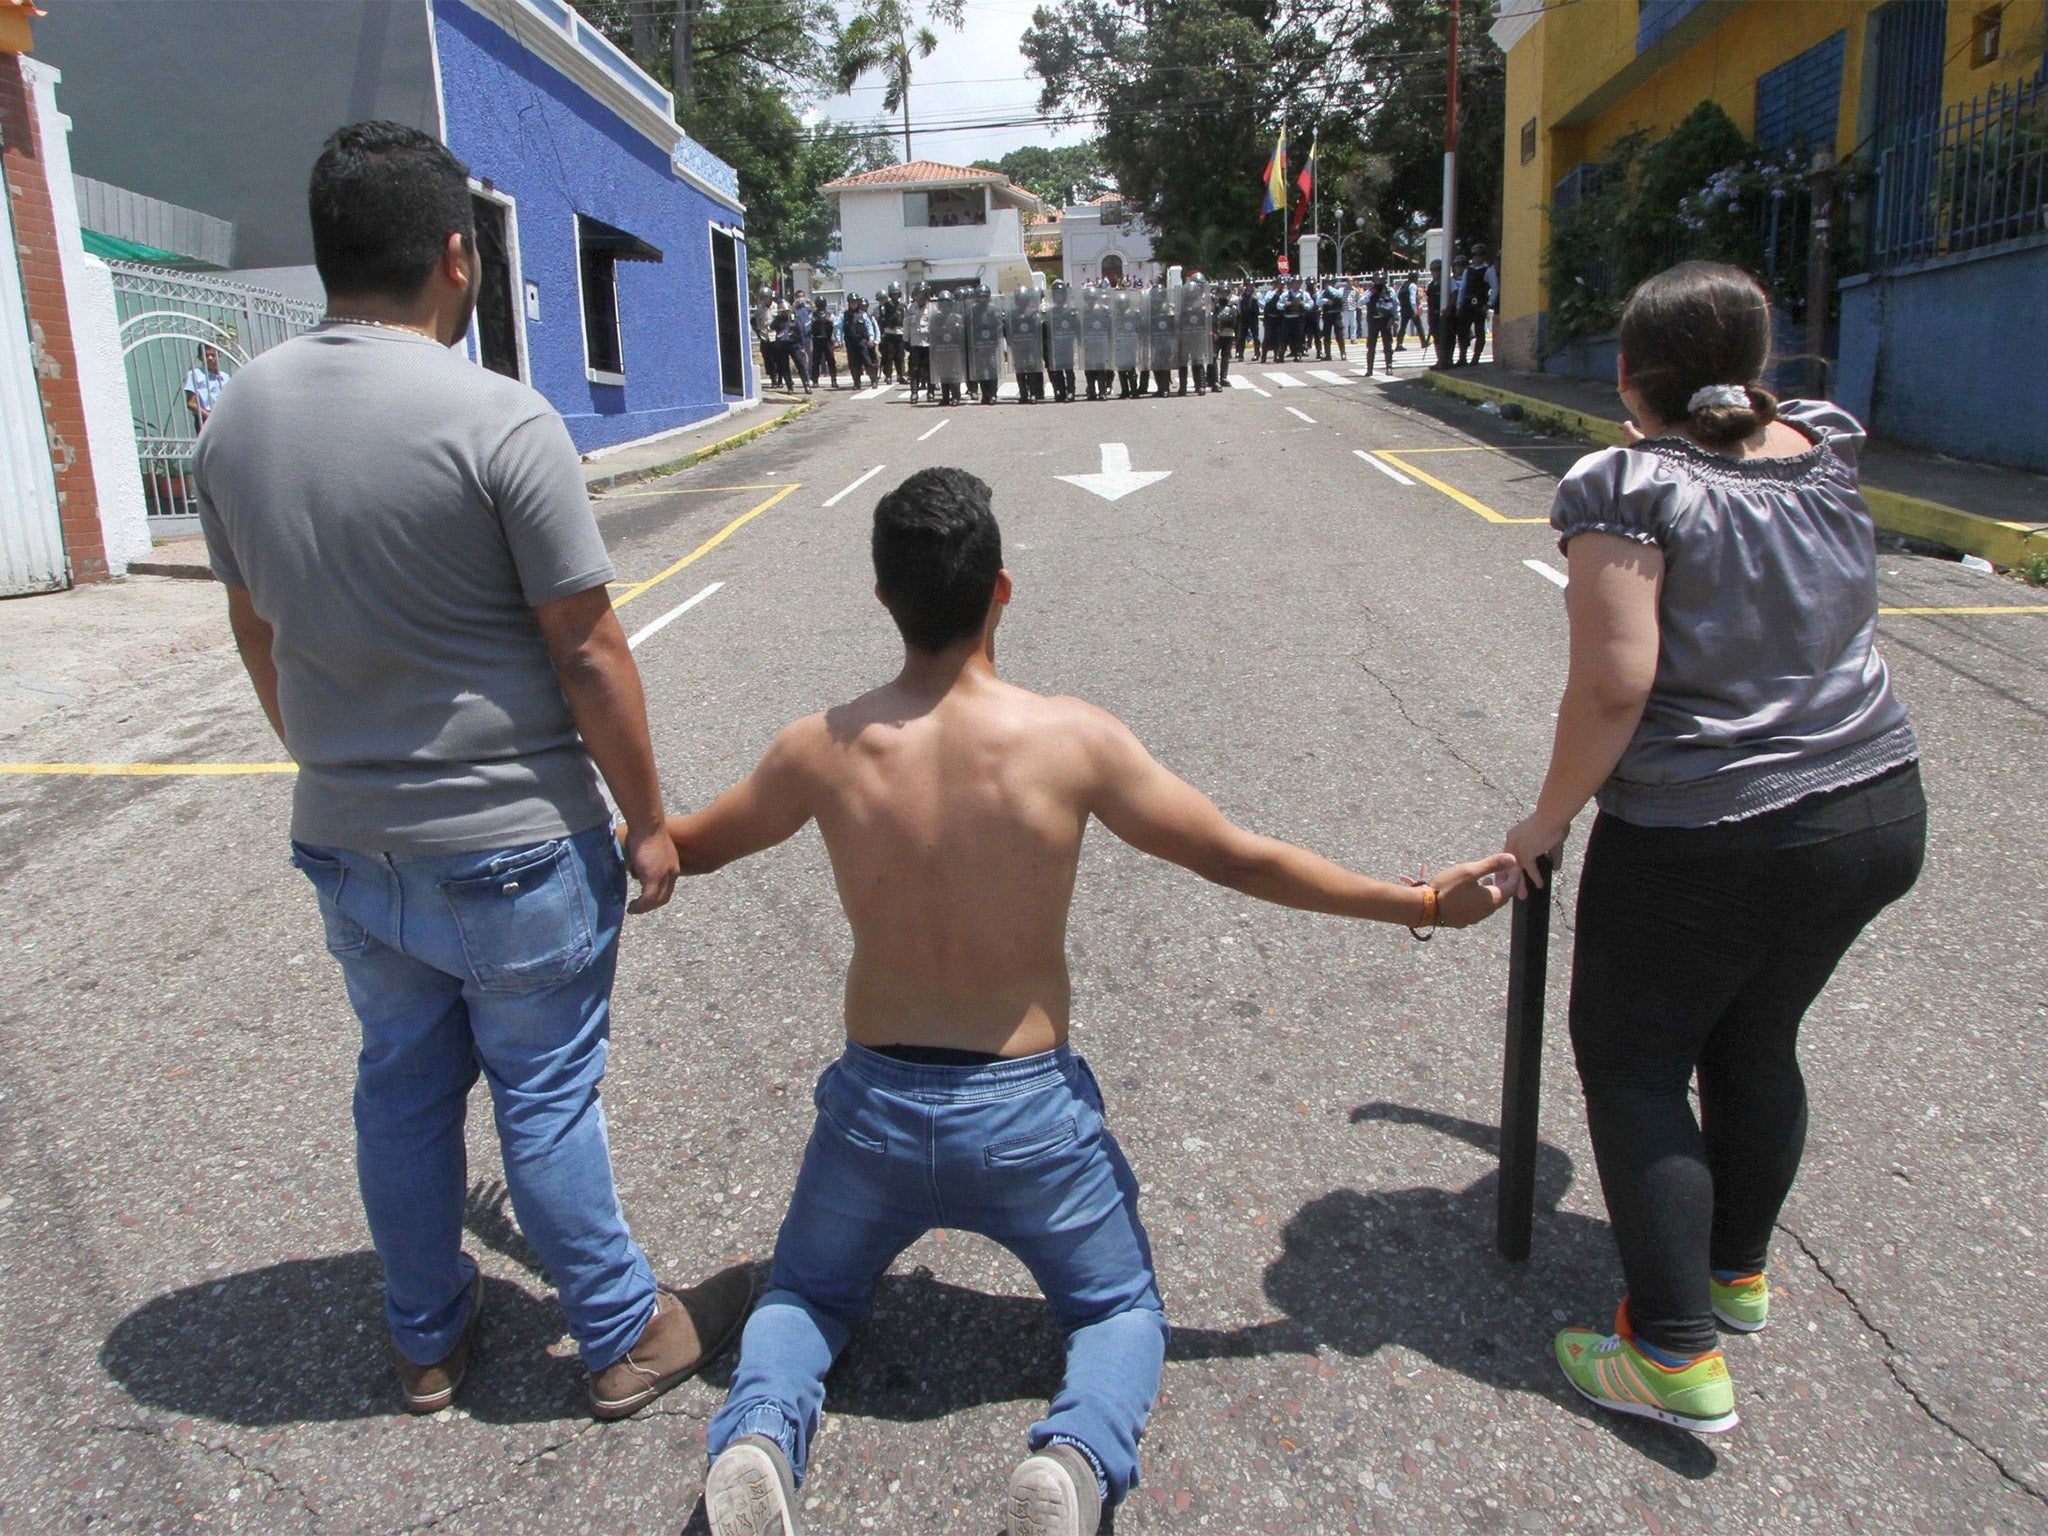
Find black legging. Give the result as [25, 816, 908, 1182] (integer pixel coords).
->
[1567, 764, 1925, 1357]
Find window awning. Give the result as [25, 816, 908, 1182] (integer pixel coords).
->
[577, 215, 663, 263]
[81, 228, 217, 269]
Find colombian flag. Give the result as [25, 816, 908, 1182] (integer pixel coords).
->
[1260, 128, 1288, 218]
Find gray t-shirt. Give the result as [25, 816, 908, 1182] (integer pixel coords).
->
[197, 323, 614, 855]
[1552, 399, 1915, 827]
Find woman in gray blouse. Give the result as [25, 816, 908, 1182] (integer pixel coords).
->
[1502, 262, 1926, 1434]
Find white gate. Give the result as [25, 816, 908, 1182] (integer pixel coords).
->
[108, 262, 323, 530]
[0, 159, 67, 597]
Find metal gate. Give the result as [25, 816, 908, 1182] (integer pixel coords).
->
[108, 262, 323, 529]
[0, 157, 67, 597]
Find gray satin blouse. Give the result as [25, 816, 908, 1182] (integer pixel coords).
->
[1552, 399, 1917, 828]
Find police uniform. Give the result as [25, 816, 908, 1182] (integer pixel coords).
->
[877, 286, 907, 383]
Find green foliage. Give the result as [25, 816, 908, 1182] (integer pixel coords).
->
[1021, 0, 1502, 273]
[968, 144, 1112, 207]
[834, 0, 965, 156]
[2018, 550, 2048, 587]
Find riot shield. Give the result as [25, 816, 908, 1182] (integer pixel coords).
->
[1047, 285, 1083, 371]
[1111, 289, 1144, 371]
[1006, 289, 1045, 373]
[1180, 278, 1213, 357]
[930, 299, 967, 387]
[1079, 288, 1112, 372]
[967, 297, 1004, 383]
[1146, 285, 1181, 371]
[905, 299, 929, 347]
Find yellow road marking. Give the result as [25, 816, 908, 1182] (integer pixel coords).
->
[1371, 451, 1550, 525]
[1368, 444, 1585, 453]
[610, 482, 802, 608]
[596, 483, 794, 499]
[0, 761, 296, 776]
[1880, 605, 2048, 616]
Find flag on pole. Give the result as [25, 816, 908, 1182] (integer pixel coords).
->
[1291, 136, 1317, 234]
[1260, 128, 1288, 218]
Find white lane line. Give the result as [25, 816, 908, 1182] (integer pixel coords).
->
[1354, 449, 1415, 486]
[1523, 559, 1569, 589]
[626, 582, 724, 650]
[917, 418, 952, 441]
[1285, 406, 1318, 425]
[1264, 372, 1307, 388]
[1227, 376, 1271, 397]
[822, 463, 887, 507]
[1307, 370, 1355, 386]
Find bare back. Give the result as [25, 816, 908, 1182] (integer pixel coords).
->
[790, 671, 1102, 1055]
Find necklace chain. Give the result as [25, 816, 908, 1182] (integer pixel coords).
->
[322, 314, 433, 339]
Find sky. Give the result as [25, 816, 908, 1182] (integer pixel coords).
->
[807, 0, 1091, 170]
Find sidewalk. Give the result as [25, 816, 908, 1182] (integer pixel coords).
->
[1426, 363, 2048, 568]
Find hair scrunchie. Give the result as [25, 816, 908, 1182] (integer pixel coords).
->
[1687, 383, 1751, 413]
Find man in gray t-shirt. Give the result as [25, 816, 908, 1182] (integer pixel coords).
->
[200, 121, 749, 1422]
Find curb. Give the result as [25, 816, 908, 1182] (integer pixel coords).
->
[127, 558, 215, 581]
[1418, 370, 2048, 569]
[583, 399, 817, 496]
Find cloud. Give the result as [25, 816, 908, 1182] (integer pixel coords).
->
[815, 0, 1088, 167]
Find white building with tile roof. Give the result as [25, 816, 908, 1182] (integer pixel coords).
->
[822, 160, 1042, 299]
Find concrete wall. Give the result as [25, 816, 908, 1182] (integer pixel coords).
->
[27, 61, 149, 573]
[836, 187, 1026, 276]
[31, 0, 439, 270]
[434, 0, 745, 451]
[1837, 236, 2048, 473]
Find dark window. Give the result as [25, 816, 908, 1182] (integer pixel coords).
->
[711, 227, 745, 396]
[471, 195, 520, 380]
[1552, 161, 1608, 211]
[575, 215, 662, 381]
[1871, 0, 1948, 128]
[1520, 118, 1538, 165]
[1754, 31, 1846, 151]
[903, 187, 987, 227]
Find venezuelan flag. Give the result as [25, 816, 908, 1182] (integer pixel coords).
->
[1260, 128, 1288, 218]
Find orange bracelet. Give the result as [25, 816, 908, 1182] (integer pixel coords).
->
[1402, 879, 1438, 941]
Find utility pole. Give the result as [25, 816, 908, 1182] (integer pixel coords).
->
[1334, 201, 1344, 275]
[1805, 145, 1837, 398]
[1442, 0, 1460, 274]
[671, 0, 700, 118]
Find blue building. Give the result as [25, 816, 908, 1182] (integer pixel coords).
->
[37, 0, 755, 455]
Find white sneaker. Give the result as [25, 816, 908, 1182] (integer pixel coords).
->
[706, 1435, 801, 1536]
[1006, 1443, 1102, 1536]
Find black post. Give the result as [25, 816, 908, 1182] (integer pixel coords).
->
[1496, 856, 1553, 1262]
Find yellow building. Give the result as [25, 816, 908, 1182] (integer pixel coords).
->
[1490, 0, 2047, 370]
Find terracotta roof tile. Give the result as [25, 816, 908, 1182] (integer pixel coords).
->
[821, 160, 1005, 190]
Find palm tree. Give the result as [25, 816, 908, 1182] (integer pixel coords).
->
[834, 0, 963, 162]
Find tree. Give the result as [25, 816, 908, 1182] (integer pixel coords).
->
[968, 143, 1113, 206]
[834, 0, 966, 162]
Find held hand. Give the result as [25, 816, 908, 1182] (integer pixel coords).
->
[1504, 814, 1570, 891]
[1428, 852, 1522, 928]
[621, 821, 680, 914]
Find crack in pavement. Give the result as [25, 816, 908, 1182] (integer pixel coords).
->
[1354, 656, 1521, 811]
[1777, 1221, 2045, 1506]
[88, 1420, 325, 1530]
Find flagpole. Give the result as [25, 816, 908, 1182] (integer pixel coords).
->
[1443, 0, 1460, 279]
[1312, 133, 1320, 277]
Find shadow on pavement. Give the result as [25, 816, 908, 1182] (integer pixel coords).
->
[1375, 375, 1597, 488]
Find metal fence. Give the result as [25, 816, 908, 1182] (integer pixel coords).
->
[1870, 73, 2047, 271]
[108, 261, 324, 524]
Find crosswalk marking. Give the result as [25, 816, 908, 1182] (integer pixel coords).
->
[1226, 377, 1271, 396]
[1308, 370, 1355, 386]
[852, 384, 891, 401]
[1263, 372, 1307, 388]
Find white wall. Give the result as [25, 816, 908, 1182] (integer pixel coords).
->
[24, 58, 151, 573]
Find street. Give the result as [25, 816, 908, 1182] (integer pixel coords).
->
[2, 363, 2045, 1536]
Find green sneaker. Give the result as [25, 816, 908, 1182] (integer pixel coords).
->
[1711, 1270, 1769, 1333]
[1555, 1305, 1739, 1434]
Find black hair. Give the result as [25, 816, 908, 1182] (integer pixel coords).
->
[309, 120, 474, 301]
[1619, 260, 1779, 449]
[871, 468, 1004, 654]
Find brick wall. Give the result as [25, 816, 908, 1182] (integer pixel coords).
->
[1, 52, 106, 585]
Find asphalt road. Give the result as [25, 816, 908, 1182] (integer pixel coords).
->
[2, 358, 2044, 1536]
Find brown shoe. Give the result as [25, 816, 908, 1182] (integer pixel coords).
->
[393, 1263, 484, 1414]
[588, 1264, 754, 1421]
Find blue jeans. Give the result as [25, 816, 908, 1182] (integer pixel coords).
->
[291, 822, 657, 1370]
[706, 1043, 1167, 1505]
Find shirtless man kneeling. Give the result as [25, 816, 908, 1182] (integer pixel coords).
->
[671, 467, 1515, 1536]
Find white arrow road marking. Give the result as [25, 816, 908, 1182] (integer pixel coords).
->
[1285, 406, 1318, 424]
[1307, 370, 1355, 386]
[1226, 376, 1271, 396]
[1055, 443, 1173, 503]
[917, 418, 952, 441]
[1355, 449, 1415, 486]
[1523, 559, 1569, 589]
[1263, 372, 1307, 388]
[627, 582, 724, 650]
[823, 464, 887, 507]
